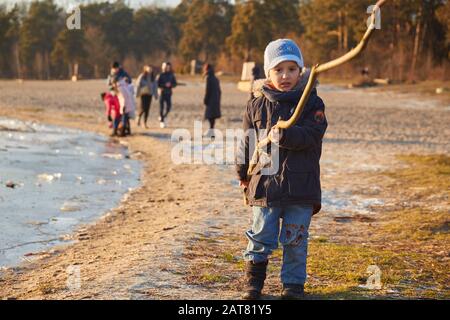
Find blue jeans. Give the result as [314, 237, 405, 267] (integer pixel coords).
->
[112, 116, 121, 131]
[159, 93, 172, 121]
[244, 205, 313, 285]
[121, 112, 130, 135]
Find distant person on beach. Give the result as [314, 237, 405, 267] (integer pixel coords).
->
[202, 63, 221, 139]
[114, 78, 136, 136]
[107, 61, 132, 89]
[250, 64, 264, 100]
[236, 39, 328, 300]
[136, 65, 158, 129]
[157, 62, 177, 128]
[101, 91, 121, 137]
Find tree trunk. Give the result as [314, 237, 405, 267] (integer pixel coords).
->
[396, 21, 406, 82]
[36, 52, 43, 80]
[44, 51, 50, 80]
[14, 43, 22, 79]
[408, 7, 422, 83]
[337, 10, 343, 52]
[343, 11, 348, 52]
[443, 61, 448, 81]
[245, 43, 251, 62]
[390, 8, 398, 81]
[419, 20, 427, 57]
[425, 50, 433, 78]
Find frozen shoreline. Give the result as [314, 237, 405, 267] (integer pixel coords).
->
[0, 117, 142, 268]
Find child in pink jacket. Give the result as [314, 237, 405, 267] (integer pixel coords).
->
[101, 92, 121, 137]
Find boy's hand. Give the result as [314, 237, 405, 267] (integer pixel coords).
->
[239, 180, 250, 189]
[268, 127, 281, 143]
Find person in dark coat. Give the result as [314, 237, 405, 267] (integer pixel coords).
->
[157, 62, 177, 128]
[250, 64, 264, 100]
[107, 61, 131, 90]
[203, 64, 221, 138]
[236, 39, 327, 300]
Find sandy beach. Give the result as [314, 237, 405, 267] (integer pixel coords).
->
[0, 78, 448, 299]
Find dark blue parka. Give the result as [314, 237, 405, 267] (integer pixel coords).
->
[236, 76, 327, 215]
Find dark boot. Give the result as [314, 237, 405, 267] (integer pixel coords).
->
[242, 260, 268, 300]
[281, 284, 305, 300]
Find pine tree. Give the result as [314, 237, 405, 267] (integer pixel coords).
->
[132, 7, 179, 61]
[102, 0, 134, 61]
[51, 28, 87, 79]
[178, 0, 232, 63]
[226, 0, 270, 62]
[263, 0, 301, 38]
[0, 5, 21, 78]
[19, 0, 61, 79]
[226, 0, 301, 63]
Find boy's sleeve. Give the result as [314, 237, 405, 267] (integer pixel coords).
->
[236, 101, 254, 181]
[277, 96, 327, 151]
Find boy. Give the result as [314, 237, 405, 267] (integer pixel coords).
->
[236, 39, 328, 300]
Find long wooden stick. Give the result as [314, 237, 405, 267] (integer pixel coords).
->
[246, 0, 387, 177]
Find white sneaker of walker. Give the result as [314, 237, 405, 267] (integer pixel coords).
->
[160, 121, 166, 129]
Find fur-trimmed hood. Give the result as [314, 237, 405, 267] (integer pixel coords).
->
[252, 67, 318, 101]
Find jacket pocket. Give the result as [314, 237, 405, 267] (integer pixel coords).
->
[247, 174, 264, 200]
[286, 170, 316, 198]
[285, 151, 312, 172]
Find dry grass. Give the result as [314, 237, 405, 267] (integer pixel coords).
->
[183, 154, 450, 299]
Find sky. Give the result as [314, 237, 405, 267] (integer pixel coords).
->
[2, 0, 182, 10]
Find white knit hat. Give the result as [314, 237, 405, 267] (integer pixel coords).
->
[264, 39, 304, 78]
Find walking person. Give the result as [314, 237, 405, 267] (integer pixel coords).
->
[136, 65, 158, 128]
[202, 63, 221, 139]
[157, 62, 177, 128]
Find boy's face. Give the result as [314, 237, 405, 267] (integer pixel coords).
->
[269, 61, 301, 92]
